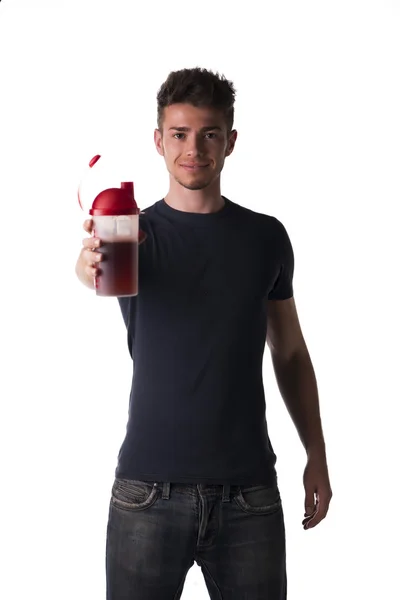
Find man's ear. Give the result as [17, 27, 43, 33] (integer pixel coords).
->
[226, 129, 238, 157]
[154, 129, 164, 156]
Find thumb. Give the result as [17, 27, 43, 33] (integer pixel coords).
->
[139, 229, 147, 245]
[83, 219, 94, 234]
[305, 492, 316, 516]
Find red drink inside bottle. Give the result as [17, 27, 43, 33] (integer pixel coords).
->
[96, 240, 138, 297]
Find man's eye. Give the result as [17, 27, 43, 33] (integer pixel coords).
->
[173, 132, 216, 140]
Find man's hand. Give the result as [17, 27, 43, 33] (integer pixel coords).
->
[302, 453, 332, 530]
[79, 218, 102, 282]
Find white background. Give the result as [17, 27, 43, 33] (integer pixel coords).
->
[0, 1, 399, 598]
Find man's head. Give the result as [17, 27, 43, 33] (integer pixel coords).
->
[154, 68, 238, 191]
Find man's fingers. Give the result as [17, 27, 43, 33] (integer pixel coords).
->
[303, 493, 331, 529]
[302, 506, 318, 528]
[82, 236, 101, 250]
[85, 265, 99, 279]
[304, 490, 316, 516]
[83, 248, 102, 264]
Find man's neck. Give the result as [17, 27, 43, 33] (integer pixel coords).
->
[164, 178, 225, 214]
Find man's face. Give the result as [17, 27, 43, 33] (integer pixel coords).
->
[154, 103, 237, 191]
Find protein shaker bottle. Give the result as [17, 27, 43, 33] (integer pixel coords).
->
[78, 155, 140, 297]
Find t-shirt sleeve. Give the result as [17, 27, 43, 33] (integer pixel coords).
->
[268, 218, 294, 300]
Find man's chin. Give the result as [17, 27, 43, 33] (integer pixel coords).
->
[176, 177, 212, 191]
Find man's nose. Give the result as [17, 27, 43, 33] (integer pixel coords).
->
[185, 135, 205, 156]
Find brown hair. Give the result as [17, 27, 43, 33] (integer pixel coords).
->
[157, 67, 236, 132]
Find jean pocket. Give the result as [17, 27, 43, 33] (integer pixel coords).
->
[111, 478, 159, 511]
[234, 483, 282, 515]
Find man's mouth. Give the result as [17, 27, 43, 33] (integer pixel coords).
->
[180, 163, 209, 171]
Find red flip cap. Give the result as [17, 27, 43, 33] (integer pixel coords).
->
[78, 155, 139, 216]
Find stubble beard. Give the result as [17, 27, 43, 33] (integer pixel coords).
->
[175, 178, 212, 191]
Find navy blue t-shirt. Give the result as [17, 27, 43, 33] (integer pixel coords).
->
[115, 197, 294, 485]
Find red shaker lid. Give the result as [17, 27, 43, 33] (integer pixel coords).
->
[78, 155, 139, 216]
[89, 182, 139, 216]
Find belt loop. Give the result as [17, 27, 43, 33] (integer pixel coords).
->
[222, 484, 231, 502]
[162, 482, 171, 500]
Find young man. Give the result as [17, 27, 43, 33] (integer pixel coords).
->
[76, 67, 332, 600]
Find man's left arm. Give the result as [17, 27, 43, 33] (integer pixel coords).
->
[266, 297, 333, 529]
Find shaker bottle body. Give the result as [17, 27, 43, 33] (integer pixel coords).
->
[93, 214, 139, 297]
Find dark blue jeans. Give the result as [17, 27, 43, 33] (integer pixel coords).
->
[106, 478, 287, 599]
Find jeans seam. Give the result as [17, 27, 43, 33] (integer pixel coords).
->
[111, 484, 159, 511]
[234, 496, 282, 515]
[196, 557, 223, 600]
